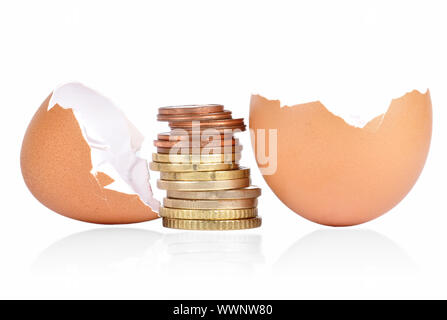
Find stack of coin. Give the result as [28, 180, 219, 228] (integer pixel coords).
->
[150, 104, 261, 231]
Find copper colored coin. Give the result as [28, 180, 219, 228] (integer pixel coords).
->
[169, 118, 245, 128]
[150, 161, 239, 172]
[158, 131, 236, 141]
[157, 145, 243, 154]
[157, 110, 232, 122]
[158, 132, 184, 141]
[154, 139, 238, 148]
[158, 104, 224, 115]
[178, 126, 246, 133]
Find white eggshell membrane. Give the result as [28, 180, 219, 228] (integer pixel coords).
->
[48, 83, 159, 211]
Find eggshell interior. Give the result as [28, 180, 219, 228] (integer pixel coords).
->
[250, 90, 432, 226]
[21, 84, 159, 224]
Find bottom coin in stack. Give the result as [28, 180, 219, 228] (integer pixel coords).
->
[159, 207, 258, 220]
[162, 217, 262, 230]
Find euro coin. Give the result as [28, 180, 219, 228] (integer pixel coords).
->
[156, 145, 243, 154]
[157, 177, 250, 191]
[158, 104, 224, 115]
[171, 125, 246, 131]
[149, 161, 239, 172]
[157, 110, 232, 122]
[153, 138, 238, 148]
[160, 167, 250, 181]
[160, 207, 258, 219]
[169, 118, 245, 128]
[167, 186, 262, 200]
[158, 132, 235, 141]
[163, 198, 258, 210]
[152, 152, 241, 163]
[162, 217, 262, 230]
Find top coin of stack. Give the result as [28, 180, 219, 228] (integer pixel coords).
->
[150, 104, 261, 231]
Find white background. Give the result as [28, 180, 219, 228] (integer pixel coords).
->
[1, 0, 446, 299]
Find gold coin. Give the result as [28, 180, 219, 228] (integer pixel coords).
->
[156, 145, 243, 154]
[160, 167, 250, 181]
[167, 186, 261, 200]
[163, 198, 258, 210]
[157, 177, 250, 191]
[160, 207, 258, 219]
[149, 162, 239, 172]
[152, 152, 241, 163]
[162, 217, 262, 230]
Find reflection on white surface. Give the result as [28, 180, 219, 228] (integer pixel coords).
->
[30, 227, 419, 298]
[160, 232, 264, 276]
[33, 228, 264, 278]
[275, 229, 416, 276]
[33, 228, 163, 276]
[274, 228, 417, 297]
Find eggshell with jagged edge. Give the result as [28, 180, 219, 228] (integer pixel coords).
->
[249, 90, 432, 226]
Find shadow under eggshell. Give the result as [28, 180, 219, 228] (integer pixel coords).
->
[21, 94, 158, 224]
[249, 90, 432, 226]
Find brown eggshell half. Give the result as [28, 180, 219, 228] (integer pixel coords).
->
[21, 94, 158, 224]
[250, 90, 432, 226]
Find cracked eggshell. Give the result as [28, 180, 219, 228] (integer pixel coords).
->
[250, 90, 432, 226]
[21, 83, 159, 224]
